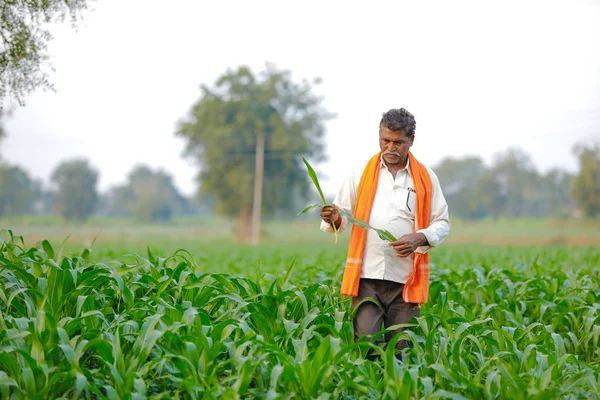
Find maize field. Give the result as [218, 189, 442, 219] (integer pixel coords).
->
[0, 230, 599, 399]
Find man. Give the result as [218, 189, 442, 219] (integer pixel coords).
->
[320, 108, 450, 357]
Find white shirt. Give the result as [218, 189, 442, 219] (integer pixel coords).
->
[320, 156, 450, 283]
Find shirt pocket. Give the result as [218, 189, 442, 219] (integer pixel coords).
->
[390, 188, 415, 217]
[406, 190, 416, 215]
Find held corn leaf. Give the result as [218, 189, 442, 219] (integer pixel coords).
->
[337, 209, 396, 241]
[300, 157, 342, 242]
[302, 156, 327, 205]
[297, 204, 322, 215]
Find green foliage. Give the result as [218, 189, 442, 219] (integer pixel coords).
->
[0, 164, 33, 216]
[435, 148, 575, 220]
[572, 142, 600, 218]
[50, 158, 98, 221]
[104, 164, 188, 222]
[302, 156, 327, 205]
[435, 156, 488, 219]
[0, 0, 91, 108]
[0, 113, 5, 155]
[0, 231, 598, 398]
[176, 64, 334, 232]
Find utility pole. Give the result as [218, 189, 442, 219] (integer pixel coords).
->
[251, 131, 265, 245]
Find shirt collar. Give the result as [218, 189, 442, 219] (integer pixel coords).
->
[379, 154, 411, 176]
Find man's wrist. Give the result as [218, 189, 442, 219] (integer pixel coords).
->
[417, 232, 429, 247]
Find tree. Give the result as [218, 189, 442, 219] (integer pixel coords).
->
[0, 112, 5, 159]
[539, 169, 574, 218]
[434, 156, 487, 219]
[102, 185, 133, 217]
[50, 158, 98, 221]
[104, 164, 187, 222]
[572, 141, 600, 218]
[176, 64, 333, 242]
[0, 164, 33, 216]
[481, 148, 542, 218]
[1, 0, 90, 108]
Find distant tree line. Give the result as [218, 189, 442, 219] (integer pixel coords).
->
[430, 146, 597, 220]
[0, 155, 208, 222]
[0, 132, 597, 224]
[1, 64, 599, 226]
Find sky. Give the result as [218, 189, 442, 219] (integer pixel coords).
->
[3, 0, 600, 196]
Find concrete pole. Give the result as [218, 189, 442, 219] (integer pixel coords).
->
[251, 131, 265, 245]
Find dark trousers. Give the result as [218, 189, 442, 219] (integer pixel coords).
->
[351, 278, 420, 357]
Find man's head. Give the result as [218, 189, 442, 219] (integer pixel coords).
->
[378, 108, 416, 168]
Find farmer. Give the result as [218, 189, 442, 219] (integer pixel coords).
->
[320, 108, 450, 358]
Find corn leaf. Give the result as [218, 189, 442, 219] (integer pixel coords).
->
[302, 156, 327, 205]
[337, 209, 396, 241]
[298, 203, 323, 215]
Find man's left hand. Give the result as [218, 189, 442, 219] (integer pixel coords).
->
[389, 233, 428, 257]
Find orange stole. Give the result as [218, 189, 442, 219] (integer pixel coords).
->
[340, 151, 433, 304]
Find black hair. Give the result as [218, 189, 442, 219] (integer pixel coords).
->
[379, 108, 416, 136]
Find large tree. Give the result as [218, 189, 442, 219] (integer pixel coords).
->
[572, 141, 600, 218]
[480, 148, 542, 218]
[176, 64, 333, 241]
[0, 112, 5, 159]
[50, 158, 98, 221]
[434, 156, 487, 219]
[537, 169, 574, 218]
[1, 0, 90, 108]
[104, 164, 187, 222]
[0, 164, 33, 216]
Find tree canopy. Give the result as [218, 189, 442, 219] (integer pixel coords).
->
[0, 116, 4, 159]
[176, 64, 334, 240]
[1, 0, 90, 108]
[50, 158, 98, 221]
[572, 141, 600, 218]
[434, 148, 576, 220]
[103, 164, 188, 222]
[0, 164, 33, 216]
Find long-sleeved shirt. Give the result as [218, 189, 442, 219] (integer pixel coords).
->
[320, 156, 450, 284]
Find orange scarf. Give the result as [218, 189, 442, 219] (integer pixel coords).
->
[340, 151, 433, 304]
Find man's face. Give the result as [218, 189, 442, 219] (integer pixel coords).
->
[379, 127, 414, 167]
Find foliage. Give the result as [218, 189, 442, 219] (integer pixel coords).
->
[0, 0, 91, 108]
[176, 64, 334, 239]
[435, 148, 575, 220]
[50, 158, 98, 221]
[0, 113, 4, 154]
[572, 141, 600, 218]
[434, 156, 488, 219]
[0, 231, 598, 398]
[103, 164, 188, 222]
[0, 164, 33, 216]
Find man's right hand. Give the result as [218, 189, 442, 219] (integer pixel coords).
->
[320, 204, 342, 229]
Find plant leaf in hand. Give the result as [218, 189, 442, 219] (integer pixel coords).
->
[337, 209, 397, 241]
[299, 156, 339, 242]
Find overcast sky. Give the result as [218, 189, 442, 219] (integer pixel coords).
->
[3, 0, 599, 196]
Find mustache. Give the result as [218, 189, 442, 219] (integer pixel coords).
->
[383, 151, 401, 157]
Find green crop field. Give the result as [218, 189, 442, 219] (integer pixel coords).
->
[0, 220, 599, 399]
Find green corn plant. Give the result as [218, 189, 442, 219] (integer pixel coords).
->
[299, 156, 396, 242]
[1, 229, 599, 398]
